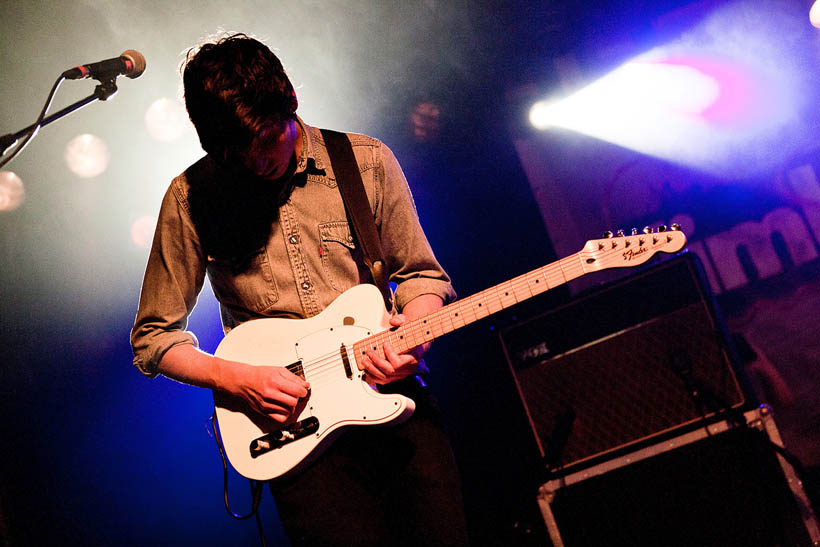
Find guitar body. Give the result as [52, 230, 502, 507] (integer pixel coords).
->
[213, 284, 415, 480]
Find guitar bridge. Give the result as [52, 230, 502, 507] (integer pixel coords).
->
[249, 417, 320, 458]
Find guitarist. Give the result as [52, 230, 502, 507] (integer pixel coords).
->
[130, 33, 469, 545]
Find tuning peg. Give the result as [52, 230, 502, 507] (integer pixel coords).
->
[656, 225, 667, 233]
[642, 226, 652, 234]
[631, 228, 638, 235]
[616, 229, 625, 237]
[602, 230, 613, 238]
[671, 223, 681, 231]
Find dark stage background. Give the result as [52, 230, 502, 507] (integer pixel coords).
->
[2, 1, 819, 545]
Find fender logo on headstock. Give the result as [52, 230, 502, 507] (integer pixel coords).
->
[623, 247, 648, 261]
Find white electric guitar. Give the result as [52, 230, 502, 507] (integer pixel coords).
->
[213, 226, 686, 480]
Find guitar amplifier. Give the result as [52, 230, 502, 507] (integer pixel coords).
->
[499, 252, 747, 473]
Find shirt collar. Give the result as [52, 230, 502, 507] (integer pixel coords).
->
[294, 116, 325, 174]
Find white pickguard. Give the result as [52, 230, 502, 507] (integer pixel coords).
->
[213, 284, 414, 480]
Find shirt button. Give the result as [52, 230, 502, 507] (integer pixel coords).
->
[301, 281, 311, 290]
[289, 235, 299, 244]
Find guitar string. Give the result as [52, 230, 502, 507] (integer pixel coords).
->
[363, 234, 678, 358]
[305, 252, 594, 381]
[285, 236, 678, 384]
[284, 283, 557, 385]
[373, 253, 584, 352]
[290, 253, 587, 385]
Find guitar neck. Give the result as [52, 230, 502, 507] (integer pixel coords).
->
[353, 252, 586, 358]
[352, 226, 686, 361]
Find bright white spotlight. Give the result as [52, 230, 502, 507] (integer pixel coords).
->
[530, 60, 719, 133]
[65, 134, 110, 178]
[528, 57, 729, 168]
[619, 61, 720, 115]
[529, 100, 563, 130]
[528, 2, 808, 177]
[130, 215, 156, 248]
[0, 170, 25, 212]
[811, 0, 820, 28]
[145, 97, 189, 142]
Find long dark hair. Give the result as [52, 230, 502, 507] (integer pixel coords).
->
[181, 34, 299, 262]
[182, 33, 298, 164]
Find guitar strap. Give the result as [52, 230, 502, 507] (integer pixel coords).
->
[320, 128, 394, 312]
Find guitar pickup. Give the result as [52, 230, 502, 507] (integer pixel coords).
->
[249, 417, 320, 458]
[340, 343, 353, 378]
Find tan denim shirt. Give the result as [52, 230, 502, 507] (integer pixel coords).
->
[130, 120, 455, 377]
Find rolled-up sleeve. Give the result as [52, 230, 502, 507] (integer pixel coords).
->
[376, 143, 456, 311]
[130, 178, 206, 377]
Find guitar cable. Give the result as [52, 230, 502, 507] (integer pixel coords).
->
[208, 413, 268, 547]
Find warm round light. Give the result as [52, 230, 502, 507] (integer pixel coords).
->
[64, 134, 110, 178]
[144, 97, 189, 142]
[0, 170, 25, 212]
[131, 215, 156, 248]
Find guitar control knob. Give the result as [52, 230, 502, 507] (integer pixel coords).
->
[657, 225, 667, 232]
[631, 228, 638, 235]
[642, 226, 652, 234]
[616, 229, 625, 237]
[603, 230, 614, 238]
[671, 223, 681, 231]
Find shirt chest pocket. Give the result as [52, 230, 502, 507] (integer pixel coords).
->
[319, 221, 368, 293]
[206, 248, 279, 313]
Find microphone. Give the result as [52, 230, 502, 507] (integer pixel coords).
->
[62, 50, 146, 81]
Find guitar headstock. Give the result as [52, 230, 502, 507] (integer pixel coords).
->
[580, 224, 687, 272]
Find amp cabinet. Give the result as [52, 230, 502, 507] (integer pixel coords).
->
[499, 252, 747, 472]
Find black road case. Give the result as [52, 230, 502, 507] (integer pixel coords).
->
[537, 407, 820, 546]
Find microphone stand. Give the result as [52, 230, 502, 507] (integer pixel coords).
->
[0, 78, 118, 159]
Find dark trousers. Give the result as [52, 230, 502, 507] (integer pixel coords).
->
[269, 380, 469, 546]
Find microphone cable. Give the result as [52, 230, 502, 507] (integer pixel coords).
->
[0, 74, 65, 169]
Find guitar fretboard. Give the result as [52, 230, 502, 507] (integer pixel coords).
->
[352, 252, 586, 362]
[350, 227, 686, 365]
